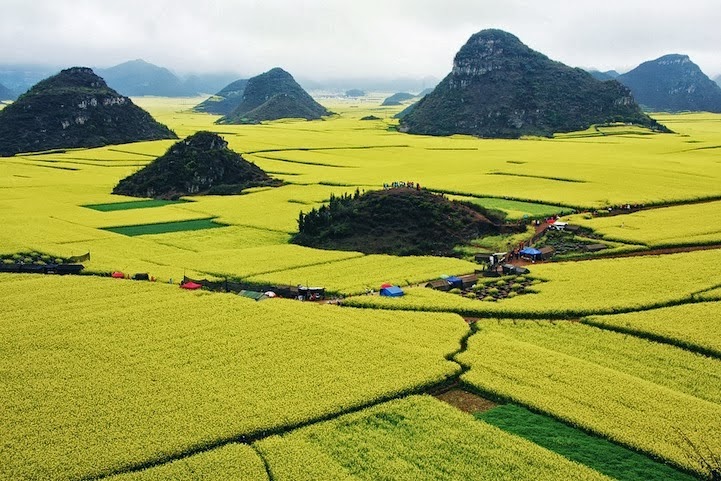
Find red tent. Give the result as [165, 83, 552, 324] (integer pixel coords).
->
[111, 271, 124, 279]
[180, 281, 202, 290]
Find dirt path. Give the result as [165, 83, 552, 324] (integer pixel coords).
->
[434, 388, 497, 414]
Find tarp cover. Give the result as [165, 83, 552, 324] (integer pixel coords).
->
[446, 276, 463, 288]
[520, 247, 542, 256]
[111, 271, 124, 278]
[380, 285, 404, 297]
[181, 281, 202, 290]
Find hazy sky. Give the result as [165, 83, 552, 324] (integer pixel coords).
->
[1, 0, 720, 79]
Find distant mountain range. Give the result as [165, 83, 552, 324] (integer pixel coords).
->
[617, 54, 721, 112]
[588, 70, 620, 81]
[381, 92, 416, 106]
[401, 29, 665, 139]
[0, 81, 14, 100]
[0, 60, 238, 98]
[193, 79, 249, 115]
[95, 59, 240, 97]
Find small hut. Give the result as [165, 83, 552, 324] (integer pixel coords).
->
[380, 285, 404, 297]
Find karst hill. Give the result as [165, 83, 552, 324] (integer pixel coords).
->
[292, 187, 504, 256]
[194, 78, 249, 115]
[617, 54, 721, 112]
[400, 29, 668, 138]
[0, 67, 177, 156]
[113, 131, 279, 199]
[218, 67, 329, 124]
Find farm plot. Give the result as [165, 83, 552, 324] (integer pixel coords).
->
[83, 199, 190, 212]
[153, 244, 364, 279]
[0, 274, 467, 481]
[101, 218, 228, 236]
[255, 396, 611, 481]
[584, 301, 721, 358]
[457, 327, 721, 477]
[472, 321, 721, 405]
[344, 249, 721, 317]
[105, 444, 267, 481]
[446, 194, 574, 220]
[246, 254, 478, 295]
[478, 404, 695, 481]
[568, 200, 721, 247]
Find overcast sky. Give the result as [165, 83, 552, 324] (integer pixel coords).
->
[1, 0, 720, 79]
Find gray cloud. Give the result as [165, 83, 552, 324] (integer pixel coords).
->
[1, 0, 719, 79]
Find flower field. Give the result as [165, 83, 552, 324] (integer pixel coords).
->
[0, 275, 466, 480]
[344, 249, 721, 317]
[255, 396, 612, 481]
[3, 98, 721, 480]
[584, 301, 721, 357]
[568, 200, 721, 247]
[458, 326, 721, 477]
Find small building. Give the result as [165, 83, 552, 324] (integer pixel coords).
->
[585, 243, 608, 252]
[425, 279, 451, 291]
[380, 285, 404, 297]
[474, 252, 494, 264]
[565, 224, 581, 233]
[459, 274, 479, 288]
[538, 246, 555, 260]
[502, 264, 530, 275]
[298, 286, 325, 301]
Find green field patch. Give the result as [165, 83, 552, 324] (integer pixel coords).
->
[478, 404, 695, 481]
[449, 195, 574, 220]
[102, 218, 226, 236]
[84, 199, 191, 212]
[256, 396, 610, 481]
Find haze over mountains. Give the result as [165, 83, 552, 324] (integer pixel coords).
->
[0, 82, 14, 101]
[193, 79, 249, 115]
[401, 29, 665, 139]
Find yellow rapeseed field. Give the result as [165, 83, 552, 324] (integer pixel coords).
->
[0, 274, 467, 481]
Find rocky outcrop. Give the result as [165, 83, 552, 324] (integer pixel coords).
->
[0, 67, 176, 156]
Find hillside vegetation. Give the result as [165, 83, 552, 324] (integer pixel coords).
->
[293, 187, 503, 256]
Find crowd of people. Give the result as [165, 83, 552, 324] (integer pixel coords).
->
[383, 181, 421, 190]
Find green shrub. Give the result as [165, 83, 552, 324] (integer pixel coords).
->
[449, 288, 462, 294]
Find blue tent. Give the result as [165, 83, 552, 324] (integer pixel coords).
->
[446, 276, 463, 289]
[380, 285, 405, 297]
[520, 247, 542, 256]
